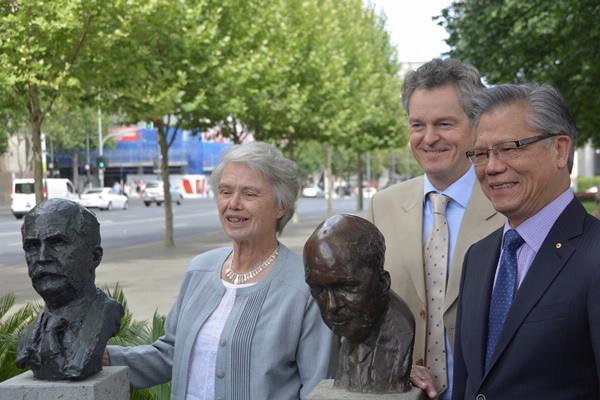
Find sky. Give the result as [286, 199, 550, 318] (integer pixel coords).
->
[371, 0, 452, 63]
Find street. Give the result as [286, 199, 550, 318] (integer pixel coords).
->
[0, 197, 366, 319]
[0, 197, 361, 267]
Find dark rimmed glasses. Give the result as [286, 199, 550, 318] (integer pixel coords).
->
[465, 134, 560, 165]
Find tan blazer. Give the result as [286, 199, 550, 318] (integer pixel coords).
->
[367, 175, 503, 363]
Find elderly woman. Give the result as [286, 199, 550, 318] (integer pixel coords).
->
[105, 142, 334, 400]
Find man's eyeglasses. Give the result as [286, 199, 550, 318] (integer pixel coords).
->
[465, 134, 561, 165]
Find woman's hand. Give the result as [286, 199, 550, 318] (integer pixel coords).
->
[410, 364, 440, 399]
[102, 349, 110, 366]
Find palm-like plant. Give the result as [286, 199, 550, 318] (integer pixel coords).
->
[0, 294, 40, 382]
[104, 284, 171, 400]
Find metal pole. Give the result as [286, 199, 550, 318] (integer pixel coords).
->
[86, 133, 92, 189]
[98, 108, 104, 187]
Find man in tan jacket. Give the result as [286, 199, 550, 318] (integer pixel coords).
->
[367, 58, 503, 399]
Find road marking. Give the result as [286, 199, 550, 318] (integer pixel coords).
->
[0, 231, 20, 237]
[99, 211, 217, 227]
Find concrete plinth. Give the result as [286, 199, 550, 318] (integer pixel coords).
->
[307, 379, 428, 400]
[0, 366, 129, 400]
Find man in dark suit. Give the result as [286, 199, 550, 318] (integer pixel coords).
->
[452, 83, 600, 399]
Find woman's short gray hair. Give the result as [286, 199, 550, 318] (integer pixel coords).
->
[210, 141, 300, 233]
[471, 83, 576, 172]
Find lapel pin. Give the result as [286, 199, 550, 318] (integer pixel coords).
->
[555, 243, 562, 249]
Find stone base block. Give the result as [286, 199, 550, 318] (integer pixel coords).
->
[0, 366, 129, 400]
[307, 379, 428, 400]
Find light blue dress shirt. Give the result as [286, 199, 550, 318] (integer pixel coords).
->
[423, 166, 476, 400]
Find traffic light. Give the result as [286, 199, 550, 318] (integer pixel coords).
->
[96, 156, 106, 169]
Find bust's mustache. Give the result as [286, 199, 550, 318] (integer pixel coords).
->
[30, 265, 66, 281]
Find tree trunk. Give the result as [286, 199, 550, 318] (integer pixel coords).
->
[72, 151, 80, 192]
[31, 117, 44, 205]
[325, 144, 333, 216]
[356, 152, 364, 211]
[156, 121, 175, 247]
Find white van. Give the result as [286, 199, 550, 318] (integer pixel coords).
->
[11, 178, 80, 219]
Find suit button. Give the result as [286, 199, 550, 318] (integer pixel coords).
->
[219, 338, 226, 347]
[415, 358, 424, 366]
[216, 370, 225, 379]
[476, 394, 486, 400]
[420, 309, 426, 319]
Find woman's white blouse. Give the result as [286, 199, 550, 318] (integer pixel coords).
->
[186, 280, 255, 400]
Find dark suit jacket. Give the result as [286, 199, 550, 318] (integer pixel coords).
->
[453, 199, 600, 399]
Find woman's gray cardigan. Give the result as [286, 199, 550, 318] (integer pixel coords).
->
[107, 244, 335, 400]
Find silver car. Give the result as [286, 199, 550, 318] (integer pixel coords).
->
[142, 181, 183, 206]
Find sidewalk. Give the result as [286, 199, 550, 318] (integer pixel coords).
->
[20, 212, 362, 322]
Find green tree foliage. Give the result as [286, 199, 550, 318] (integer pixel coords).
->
[1, 0, 405, 212]
[44, 102, 97, 188]
[99, 0, 225, 247]
[439, 0, 600, 146]
[0, 0, 129, 202]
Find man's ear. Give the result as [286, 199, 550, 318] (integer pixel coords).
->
[554, 135, 572, 169]
[276, 206, 286, 220]
[91, 246, 103, 269]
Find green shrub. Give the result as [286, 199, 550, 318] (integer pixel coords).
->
[0, 294, 39, 382]
[576, 176, 600, 192]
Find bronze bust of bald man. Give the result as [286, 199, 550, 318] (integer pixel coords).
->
[304, 214, 416, 394]
[16, 199, 123, 380]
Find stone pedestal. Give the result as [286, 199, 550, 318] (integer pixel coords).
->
[0, 366, 129, 400]
[307, 379, 428, 400]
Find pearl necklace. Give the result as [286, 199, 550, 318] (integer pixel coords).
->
[225, 246, 279, 284]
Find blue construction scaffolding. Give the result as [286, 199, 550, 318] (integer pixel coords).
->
[54, 127, 231, 186]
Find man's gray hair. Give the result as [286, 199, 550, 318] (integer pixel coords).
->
[471, 83, 576, 172]
[211, 141, 300, 233]
[402, 58, 484, 124]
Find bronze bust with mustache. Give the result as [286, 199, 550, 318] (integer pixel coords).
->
[304, 214, 415, 393]
[16, 199, 123, 380]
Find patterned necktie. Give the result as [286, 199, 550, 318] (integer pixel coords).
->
[485, 229, 524, 370]
[424, 192, 449, 393]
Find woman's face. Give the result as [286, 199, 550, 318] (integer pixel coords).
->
[217, 162, 286, 244]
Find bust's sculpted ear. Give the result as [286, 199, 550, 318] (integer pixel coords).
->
[380, 270, 391, 296]
[92, 246, 103, 269]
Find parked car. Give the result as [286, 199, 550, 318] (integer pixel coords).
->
[142, 181, 183, 206]
[10, 178, 79, 219]
[301, 186, 325, 198]
[80, 187, 128, 211]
